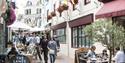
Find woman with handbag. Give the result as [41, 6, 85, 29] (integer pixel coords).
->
[48, 38, 57, 63]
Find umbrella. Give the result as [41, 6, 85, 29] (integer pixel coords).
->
[8, 21, 31, 29]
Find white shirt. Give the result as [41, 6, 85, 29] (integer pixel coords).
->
[36, 36, 40, 44]
[114, 50, 125, 63]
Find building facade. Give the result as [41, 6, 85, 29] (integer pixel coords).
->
[22, 0, 45, 28]
[19, 0, 102, 59]
[43, 0, 102, 58]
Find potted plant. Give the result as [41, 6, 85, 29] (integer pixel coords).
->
[51, 11, 56, 17]
[62, 4, 69, 10]
[47, 15, 52, 20]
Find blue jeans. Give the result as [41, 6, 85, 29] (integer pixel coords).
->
[49, 54, 56, 63]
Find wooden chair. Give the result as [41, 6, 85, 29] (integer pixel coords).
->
[75, 48, 90, 63]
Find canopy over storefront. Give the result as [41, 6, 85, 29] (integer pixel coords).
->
[96, 0, 125, 19]
[8, 21, 31, 29]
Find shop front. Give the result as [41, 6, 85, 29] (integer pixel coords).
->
[51, 22, 67, 44]
[96, 0, 125, 25]
[69, 14, 94, 48]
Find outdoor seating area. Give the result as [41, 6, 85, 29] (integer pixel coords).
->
[0, 54, 32, 63]
[0, 43, 35, 63]
[74, 47, 111, 63]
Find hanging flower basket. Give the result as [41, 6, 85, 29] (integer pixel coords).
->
[47, 15, 52, 20]
[51, 11, 56, 17]
[7, 8, 16, 25]
[57, 5, 64, 17]
[2, 7, 16, 25]
[62, 4, 69, 10]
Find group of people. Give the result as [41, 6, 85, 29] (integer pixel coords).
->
[10, 32, 60, 63]
[79, 45, 125, 63]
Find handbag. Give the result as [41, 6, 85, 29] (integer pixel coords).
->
[49, 49, 55, 54]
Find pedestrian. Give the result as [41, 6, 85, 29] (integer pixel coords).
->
[22, 35, 26, 45]
[113, 47, 125, 63]
[53, 36, 60, 56]
[7, 46, 19, 59]
[12, 33, 20, 47]
[35, 33, 42, 61]
[40, 36, 49, 63]
[48, 38, 57, 63]
[53, 35, 60, 49]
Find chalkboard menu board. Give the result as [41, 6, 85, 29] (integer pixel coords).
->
[9, 55, 30, 63]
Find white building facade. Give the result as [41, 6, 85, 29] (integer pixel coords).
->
[43, 0, 102, 59]
[22, 0, 47, 28]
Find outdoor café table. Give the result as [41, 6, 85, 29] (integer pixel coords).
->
[87, 58, 109, 63]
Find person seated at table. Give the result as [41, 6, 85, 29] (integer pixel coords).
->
[113, 47, 125, 63]
[7, 46, 19, 59]
[85, 46, 96, 63]
[101, 49, 108, 63]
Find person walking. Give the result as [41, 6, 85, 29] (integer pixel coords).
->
[35, 33, 42, 61]
[53, 37, 60, 51]
[40, 36, 49, 63]
[48, 38, 57, 63]
[53, 35, 60, 49]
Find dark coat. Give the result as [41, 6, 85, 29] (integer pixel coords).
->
[40, 38, 49, 50]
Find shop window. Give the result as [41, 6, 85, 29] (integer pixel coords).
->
[71, 25, 92, 48]
[85, 0, 91, 5]
[53, 28, 66, 44]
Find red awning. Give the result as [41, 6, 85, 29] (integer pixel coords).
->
[69, 14, 93, 27]
[96, 0, 125, 19]
[51, 22, 66, 30]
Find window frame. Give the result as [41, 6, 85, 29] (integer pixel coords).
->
[71, 25, 91, 48]
[53, 28, 66, 44]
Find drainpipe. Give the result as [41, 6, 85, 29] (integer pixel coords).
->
[66, 10, 71, 57]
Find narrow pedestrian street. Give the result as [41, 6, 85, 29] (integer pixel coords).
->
[32, 52, 74, 63]
[1, 0, 125, 63]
